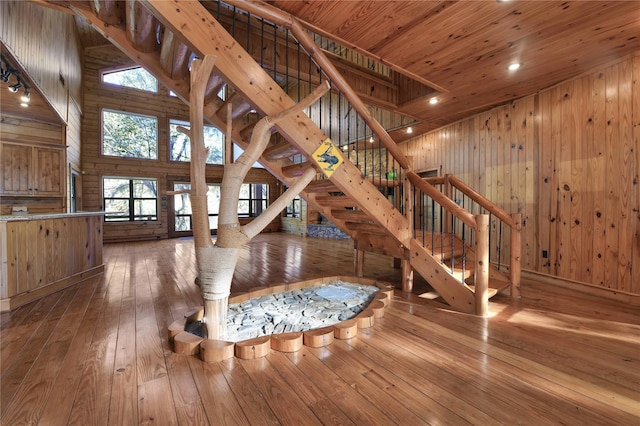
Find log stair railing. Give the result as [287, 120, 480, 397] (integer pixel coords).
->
[47, 0, 521, 315]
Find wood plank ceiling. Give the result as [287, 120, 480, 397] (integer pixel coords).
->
[266, 0, 640, 140]
[28, 1, 640, 140]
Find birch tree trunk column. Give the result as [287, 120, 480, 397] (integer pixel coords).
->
[186, 54, 330, 339]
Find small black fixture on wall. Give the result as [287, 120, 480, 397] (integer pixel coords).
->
[0, 53, 31, 107]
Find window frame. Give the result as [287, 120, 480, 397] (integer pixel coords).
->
[101, 107, 159, 160]
[284, 193, 302, 219]
[100, 65, 158, 93]
[102, 176, 159, 222]
[168, 118, 225, 165]
[238, 183, 268, 218]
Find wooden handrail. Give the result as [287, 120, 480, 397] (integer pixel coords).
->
[407, 172, 477, 230]
[448, 175, 516, 228]
[224, 0, 412, 172]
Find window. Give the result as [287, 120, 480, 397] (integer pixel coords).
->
[173, 182, 221, 232]
[169, 119, 224, 164]
[102, 109, 158, 159]
[103, 177, 158, 222]
[284, 194, 301, 218]
[238, 183, 268, 217]
[102, 67, 158, 93]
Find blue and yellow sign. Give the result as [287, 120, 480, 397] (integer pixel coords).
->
[312, 138, 344, 178]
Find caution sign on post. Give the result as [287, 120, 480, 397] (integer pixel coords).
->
[312, 138, 344, 178]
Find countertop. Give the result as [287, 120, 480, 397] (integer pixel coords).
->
[0, 211, 106, 222]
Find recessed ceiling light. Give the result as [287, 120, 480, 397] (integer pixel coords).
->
[429, 97, 439, 105]
[508, 62, 522, 71]
[369, 136, 374, 143]
[406, 127, 413, 134]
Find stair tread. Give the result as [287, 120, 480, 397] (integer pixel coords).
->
[331, 209, 371, 222]
[306, 180, 340, 193]
[263, 142, 300, 160]
[313, 196, 356, 208]
[282, 162, 314, 178]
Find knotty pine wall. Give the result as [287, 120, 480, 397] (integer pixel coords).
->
[0, 1, 83, 123]
[82, 46, 279, 243]
[1, 1, 83, 215]
[400, 54, 640, 296]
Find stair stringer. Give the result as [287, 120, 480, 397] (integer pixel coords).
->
[410, 239, 476, 314]
[141, 0, 411, 249]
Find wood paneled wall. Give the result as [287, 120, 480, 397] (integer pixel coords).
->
[1, 2, 83, 215]
[401, 54, 640, 295]
[82, 46, 278, 243]
[0, 1, 82, 122]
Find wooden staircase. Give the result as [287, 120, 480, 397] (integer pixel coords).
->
[53, 0, 520, 316]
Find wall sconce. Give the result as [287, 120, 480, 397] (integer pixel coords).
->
[1, 53, 31, 106]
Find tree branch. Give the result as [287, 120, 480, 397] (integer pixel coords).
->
[244, 167, 316, 239]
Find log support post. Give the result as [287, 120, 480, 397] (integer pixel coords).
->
[401, 259, 413, 292]
[444, 173, 453, 235]
[510, 212, 522, 298]
[474, 214, 490, 316]
[355, 247, 364, 277]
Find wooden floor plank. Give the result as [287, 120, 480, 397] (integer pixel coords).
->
[218, 358, 281, 425]
[187, 356, 247, 425]
[1, 291, 64, 375]
[0, 278, 96, 425]
[0, 286, 79, 416]
[238, 356, 324, 425]
[266, 350, 357, 426]
[1, 235, 638, 425]
[286, 346, 396, 425]
[138, 375, 179, 425]
[37, 275, 109, 425]
[66, 252, 127, 425]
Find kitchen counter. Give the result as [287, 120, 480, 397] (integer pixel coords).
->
[0, 212, 104, 311]
[0, 211, 105, 221]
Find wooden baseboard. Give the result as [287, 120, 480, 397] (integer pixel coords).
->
[2, 265, 105, 312]
[521, 269, 640, 306]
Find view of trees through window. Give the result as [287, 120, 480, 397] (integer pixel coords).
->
[169, 119, 224, 164]
[285, 194, 301, 218]
[102, 109, 158, 159]
[173, 182, 222, 232]
[102, 67, 158, 93]
[103, 177, 158, 222]
[173, 182, 268, 232]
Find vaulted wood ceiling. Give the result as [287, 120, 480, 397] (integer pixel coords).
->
[265, 0, 640, 140]
[28, 1, 640, 140]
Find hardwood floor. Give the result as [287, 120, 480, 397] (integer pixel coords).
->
[1, 233, 639, 425]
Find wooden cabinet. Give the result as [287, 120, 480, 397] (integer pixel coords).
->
[0, 141, 66, 196]
[0, 213, 104, 312]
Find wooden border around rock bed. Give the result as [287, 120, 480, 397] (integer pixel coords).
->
[168, 276, 394, 362]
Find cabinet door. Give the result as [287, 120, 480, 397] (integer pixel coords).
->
[1, 142, 32, 195]
[33, 146, 65, 196]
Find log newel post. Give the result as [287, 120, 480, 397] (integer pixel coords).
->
[402, 156, 414, 292]
[444, 173, 453, 235]
[355, 247, 364, 277]
[510, 212, 522, 298]
[474, 214, 490, 316]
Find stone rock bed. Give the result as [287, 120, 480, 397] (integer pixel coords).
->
[186, 280, 379, 342]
